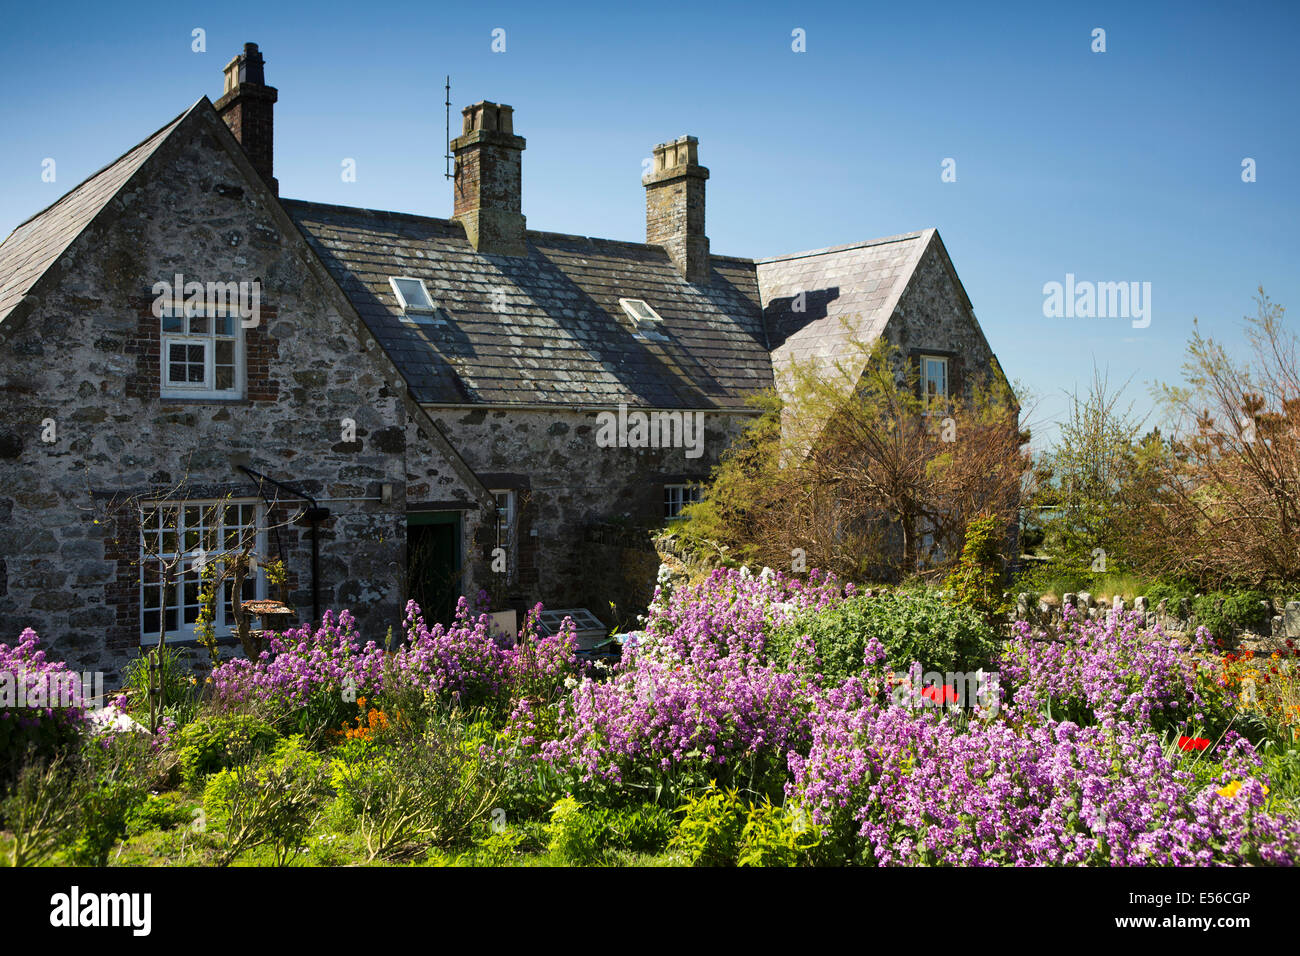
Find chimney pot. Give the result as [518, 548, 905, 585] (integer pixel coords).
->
[644, 135, 710, 284]
[215, 42, 278, 194]
[450, 101, 527, 256]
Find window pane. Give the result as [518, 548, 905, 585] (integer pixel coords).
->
[214, 315, 234, 337]
[188, 315, 209, 335]
[162, 314, 184, 333]
[394, 278, 433, 310]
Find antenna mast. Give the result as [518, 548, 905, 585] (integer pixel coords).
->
[444, 76, 453, 180]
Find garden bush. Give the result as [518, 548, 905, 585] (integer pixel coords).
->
[737, 797, 823, 867]
[666, 785, 746, 866]
[769, 589, 999, 682]
[330, 713, 505, 861]
[542, 797, 677, 864]
[0, 630, 88, 786]
[206, 740, 330, 866]
[943, 512, 1012, 626]
[126, 792, 200, 836]
[176, 714, 281, 788]
[69, 732, 155, 866]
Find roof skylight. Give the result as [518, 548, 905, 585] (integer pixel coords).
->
[390, 276, 435, 313]
[618, 298, 663, 327]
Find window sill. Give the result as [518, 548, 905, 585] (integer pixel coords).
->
[138, 634, 240, 649]
[159, 396, 251, 406]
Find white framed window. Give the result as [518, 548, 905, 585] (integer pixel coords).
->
[619, 298, 668, 341]
[619, 298, 663, 326]
[139, 499, 266, 644]
[664, 483, 701, 521]
[490, 489, 517, 580]
[390, 276, 436, 313]
[920, 355, 948, 405]
[160, 305, 244, 400]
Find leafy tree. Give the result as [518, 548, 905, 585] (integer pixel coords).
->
[676, 334, 1027, 582]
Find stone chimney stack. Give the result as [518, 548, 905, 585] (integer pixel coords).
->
[643, 135, 710, 285]
[215, 43, 279, 195]
[450, 102, 527, 256]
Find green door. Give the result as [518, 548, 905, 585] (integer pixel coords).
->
[407, 512, 462, 627]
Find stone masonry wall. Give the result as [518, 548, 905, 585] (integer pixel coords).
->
[0, 108, 479, 678]
[432, 405, 751, 625]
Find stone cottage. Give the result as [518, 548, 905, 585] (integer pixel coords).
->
[0, 43, 1012, 676]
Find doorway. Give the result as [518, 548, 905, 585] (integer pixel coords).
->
[407, 511, 462, 627]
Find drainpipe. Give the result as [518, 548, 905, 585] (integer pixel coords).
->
[236, 465, 332, 625]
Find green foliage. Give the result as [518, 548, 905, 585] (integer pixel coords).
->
[329, 714, 504, 861]
[944, 512, 1011, 625]
[545, 796, 602, 865]
[0, 756, 83, 866]
[69, 733, 154, 866]
[543, 797, 677, 864]
[737, 798, 823, 867]
[204, 735, 323, 826]
[194, 563, 220, 667]
[770, 590, 998, 681]
[176, 714, 281, 788]
[126, 792, 199, 836]
[1192, 591, 1271, 643]
[667, 785, 746, 867]
[208, 741, 330, 866]
[465, 825, 526, 866]
[121, 643, 200, 729]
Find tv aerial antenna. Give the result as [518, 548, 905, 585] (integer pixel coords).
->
[444, 76, 453, 180]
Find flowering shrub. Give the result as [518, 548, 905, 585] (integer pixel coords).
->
[543, 643, 812, 797]
[210, 609, 386, 740]
[788, 685, 1300, 865]
[1220, 643, 1300, 744]
[999, 606, 1222, 735]
[0, 629, 88, 780]
[646, 567, 848, 662]
[209, 600, 581, 736]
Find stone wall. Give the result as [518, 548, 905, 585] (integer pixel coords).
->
[0, 107, 481, 677]
[431, 404, 751, 624]
[1015, 592, 1300, 651]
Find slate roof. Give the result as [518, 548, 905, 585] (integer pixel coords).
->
[757, 230, 931, 384]
[0, 98, 948, 416]
[0, 109, 189, 325]
[285, 201, 772, 408]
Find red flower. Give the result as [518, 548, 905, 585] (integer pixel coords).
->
[922, 684, 959, 705]
[1178, 735, 1210, 752]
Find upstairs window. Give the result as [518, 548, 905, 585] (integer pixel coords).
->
[390, 276, 436, 313]
[664, 483, 701, 521]
[920, 355, 949, 406]
[160, 307, 244, 400]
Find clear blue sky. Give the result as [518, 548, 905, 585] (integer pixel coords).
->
[2, 0, 1296, 450]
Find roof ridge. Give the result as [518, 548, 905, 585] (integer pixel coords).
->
[754, 230, 930, 265]
[281, 197, 757, 261]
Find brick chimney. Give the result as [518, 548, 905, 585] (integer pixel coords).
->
[643, 135, 710, 285]
[215, 43, 278, 195]
[450, 102, 527, 256]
